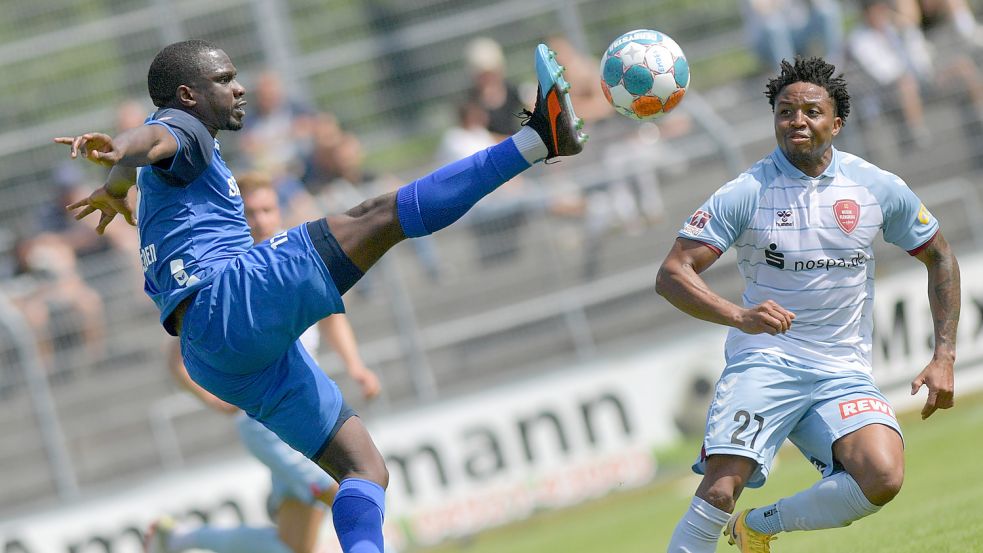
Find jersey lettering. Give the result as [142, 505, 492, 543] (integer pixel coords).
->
[270, 231, 289, 250]
[227, 176, 241, 197]
[140, 243, 157, 272]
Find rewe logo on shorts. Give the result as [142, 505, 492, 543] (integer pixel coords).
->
[838, 397, 895, 419]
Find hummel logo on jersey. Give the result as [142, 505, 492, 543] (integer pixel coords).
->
[765, 243, 785, 268]
[684, 209, 712, 236]
[775, 209, 794, 227]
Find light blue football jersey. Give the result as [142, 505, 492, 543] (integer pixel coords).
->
[136, 108, 253, 334]
[678, 147, 939, 372]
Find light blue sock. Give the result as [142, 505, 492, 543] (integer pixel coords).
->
[667, 496, 730, 553]
[169, 525, 292, 553]
[746, 472, 880, 534]
[395, 137, 531, 237]
[745, 502, 784, 535]
[332, 478, 386, 553]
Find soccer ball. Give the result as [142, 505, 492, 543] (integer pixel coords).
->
[600, 29, 690, 120]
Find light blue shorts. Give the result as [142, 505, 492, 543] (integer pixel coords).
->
[693, 351, 902, 488]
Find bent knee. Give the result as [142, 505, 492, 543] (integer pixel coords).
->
[857, 467, 904, 506]
[355, 455, 389, 490]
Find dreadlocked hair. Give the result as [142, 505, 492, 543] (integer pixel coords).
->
[147, 39, 218, 108]
[764, 56, 850, 122]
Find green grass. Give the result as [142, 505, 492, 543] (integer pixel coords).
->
[417, 392, 983, 553]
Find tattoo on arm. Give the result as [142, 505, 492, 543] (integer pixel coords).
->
[923, 240, 960, 353]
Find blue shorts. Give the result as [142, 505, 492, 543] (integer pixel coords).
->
[693, 351, 902, 488]
[181, 221, 360, 459]
[236, 408, 355, 517]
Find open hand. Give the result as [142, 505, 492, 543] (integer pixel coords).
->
[53, 133, 121, 167]
[66, 185, 136, 234]
[911, 358, 955, 419]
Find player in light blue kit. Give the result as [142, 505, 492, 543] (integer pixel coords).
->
[55, 39, 587, 553]
[657, 57, 960, 552]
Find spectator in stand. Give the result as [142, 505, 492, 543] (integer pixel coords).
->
[739, 0, 845, 69]
[6, 234, 106, 374]
[466, 37, 526, 139]
[547, 35, 614, 125]
[307, 132, 445, 282]
[917, 0, 983, 47]
[239, 70, 315, 175]
[437, 100, 530, 268]
[848, 0, 933, 148]
[115, 99, 150, 134]
[849, 0, 983, 149]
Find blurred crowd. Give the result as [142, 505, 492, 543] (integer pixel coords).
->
[2, 0, 982, 389]
[740, 0, 983, 151]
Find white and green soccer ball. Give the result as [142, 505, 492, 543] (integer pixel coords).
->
[600, 29, 690, 120]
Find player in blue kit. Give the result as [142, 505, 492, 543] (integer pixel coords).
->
[657, 57, 960, 552]
[148, 174, 383, 553]
[55, 39, 586, 553]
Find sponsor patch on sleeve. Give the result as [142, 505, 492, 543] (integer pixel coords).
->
[683, 209, 712, 236]
[917, 204, 933, 225]
[838, 397, 896, 420]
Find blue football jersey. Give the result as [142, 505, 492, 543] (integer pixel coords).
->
[136, 108, 252, 334]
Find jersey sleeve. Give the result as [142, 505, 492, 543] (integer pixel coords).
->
[145, 108, 215, 185]
[677, 174, 759, 254]
[878, 175, 939, 254]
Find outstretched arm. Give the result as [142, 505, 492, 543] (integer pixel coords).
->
[318, 314, 381, 400]
[655, 237, 795, 335]
[54, 124, 178, 168]
[911, 232, 960, 419]
[56, 123, 178, 234]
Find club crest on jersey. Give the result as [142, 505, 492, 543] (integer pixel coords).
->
[684, 209, 712, 236]
[833, 199, 860, 234]
[775, 209, 794, 227]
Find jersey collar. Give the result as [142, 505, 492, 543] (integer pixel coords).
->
[771, 146, 839, 180]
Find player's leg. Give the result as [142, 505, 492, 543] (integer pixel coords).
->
[668, 353, 808, 552]
[316, 416, 389, 553]
[235, 414, 335, 553]
[738, 380, 902, 540]
[321, 44, 587, 277]
[833, 423, 904, 505]
[668, 454, 756, 553]
[276, 498, 326, 553]
[145, 517, 292, 553]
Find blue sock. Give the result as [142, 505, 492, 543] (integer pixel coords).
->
[395, 137, 531, 237]
[332, 478, 386, 553]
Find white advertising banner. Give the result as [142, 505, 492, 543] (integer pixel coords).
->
[3, 252, 983, 552]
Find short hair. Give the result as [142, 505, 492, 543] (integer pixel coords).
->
[147, 40, 219, 108]
[235, 171, 274, 196]
[764, 56, 850, 121]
